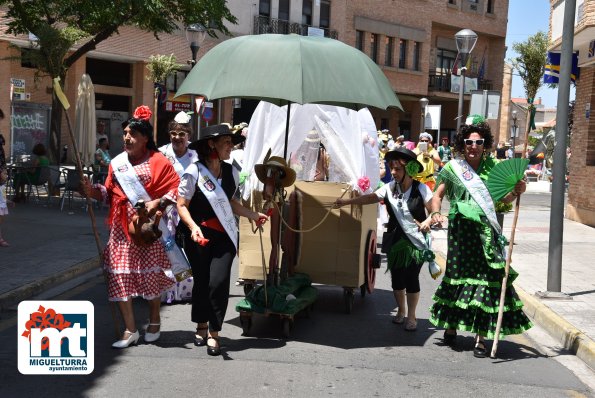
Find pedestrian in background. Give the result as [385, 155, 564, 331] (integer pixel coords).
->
[176, 124, 268, 356]
[0, 109, 6, 172]
[413, 132, 441, 191]
[336, 147, 434, 332]
[158, 111, 199, 303]
[437, 137, 452, 168]
[428, 115, 531, 358]
[12, 143, 49, 202]
[0, 168, 15, 247]
[81, 105, 179, 348]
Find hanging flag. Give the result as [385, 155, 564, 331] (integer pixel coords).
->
[477, 47, 487, 80]
[465, 53, 472, 71]
[451, 52, 460, 76]
[544, 51, 580, 84]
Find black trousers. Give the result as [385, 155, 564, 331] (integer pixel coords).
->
[390, 261, 423, 293]
[185, 227, 236, 332]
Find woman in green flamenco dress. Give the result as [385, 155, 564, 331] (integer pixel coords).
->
[428, 115, 532, 358]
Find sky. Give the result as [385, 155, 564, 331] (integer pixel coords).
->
[506, 0, 575, 108]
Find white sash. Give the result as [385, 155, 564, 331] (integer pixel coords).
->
[187, 162, 238, 250]
[450, 159, 501, 234]
[111, 153, 190, 280]
[385, 182, 428, 251]
[159, 144, 198, 177]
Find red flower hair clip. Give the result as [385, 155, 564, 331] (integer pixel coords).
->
[133, 105, 152, 121]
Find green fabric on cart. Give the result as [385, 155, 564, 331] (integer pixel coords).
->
[235, 273, 318, 314]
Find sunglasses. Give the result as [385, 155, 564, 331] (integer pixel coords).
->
[169, 131, 188, 138]
[420, 140, 430, 143]
[464, 139, 485, 146]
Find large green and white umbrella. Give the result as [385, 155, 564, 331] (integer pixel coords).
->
[176, 34, 402, 111]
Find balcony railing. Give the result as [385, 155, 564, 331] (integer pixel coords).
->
[253, 15, 338, 39]
[428, 73, 493, 92]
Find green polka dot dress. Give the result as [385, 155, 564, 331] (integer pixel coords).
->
[429, 158, 532, 338]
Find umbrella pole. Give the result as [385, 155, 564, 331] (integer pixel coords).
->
[283, 102, 291, 160]
[61, 101, 121, 340]
[491, 109, 532, 358]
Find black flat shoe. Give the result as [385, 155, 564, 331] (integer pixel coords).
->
[473, 341, 487, 358]
[194, 327, 208, 347]
[443, 331, 457, 346]
[206, 336, 221, 356]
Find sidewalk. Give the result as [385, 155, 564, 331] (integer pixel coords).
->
[431, 180, 595, 370]
[1, 186, 594, 371]
[0, 198, 108, 310]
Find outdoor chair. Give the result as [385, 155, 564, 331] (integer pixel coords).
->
[59, 168, 82, 211]
[25, 166, 51, 204]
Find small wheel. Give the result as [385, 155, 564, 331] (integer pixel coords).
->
[240, 314, 252, 336]
[243, 283, 254, 296]
[282, 318, 292, 338]
[344, 289, 354, 314]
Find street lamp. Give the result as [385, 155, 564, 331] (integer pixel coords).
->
[455, 29, 478, 132]
[419, 97, 429, 135]
[511, 110, 518, 159]
[185, 24, 207, 138]
[186, 23, 207, 67]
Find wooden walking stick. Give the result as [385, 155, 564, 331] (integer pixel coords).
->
[491, 105, 533, 358]
[52, 78, 121, 339]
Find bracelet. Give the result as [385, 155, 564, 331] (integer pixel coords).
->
[430, 211, 441, 218]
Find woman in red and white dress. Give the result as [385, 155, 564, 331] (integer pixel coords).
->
[82, 106, 179, 348]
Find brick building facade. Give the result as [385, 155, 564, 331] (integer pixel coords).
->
[550, 0, 595, 227]
[0, 0, 509, 162]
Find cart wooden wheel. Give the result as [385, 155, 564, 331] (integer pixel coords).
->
[343, 288, 354, 314]
[282, 318, 292, 338]
[240, 313, 252, 336]
[364, 229, 377, 294]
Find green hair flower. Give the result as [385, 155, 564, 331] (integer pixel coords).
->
[405, 160, 420, 177]
[465, 114, 486, 126]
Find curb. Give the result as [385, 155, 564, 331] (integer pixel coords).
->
[516, 287, 595, 371]
[0, 256, 101, 312]
[435, 252, 595, 371]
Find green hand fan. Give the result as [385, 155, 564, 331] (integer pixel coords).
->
[487, 158, 529, 202]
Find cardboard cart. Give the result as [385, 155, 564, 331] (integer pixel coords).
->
[236, 103, 381, 319]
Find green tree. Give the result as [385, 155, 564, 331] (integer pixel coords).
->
[509, 31, 549, 146]
[2, 0, 237, 162]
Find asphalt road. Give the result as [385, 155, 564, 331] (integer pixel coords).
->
[0, 193, 591, 397]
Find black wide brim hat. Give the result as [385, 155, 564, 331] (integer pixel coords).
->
[385, 147, 423, 173]
[188, 124, 246, 150]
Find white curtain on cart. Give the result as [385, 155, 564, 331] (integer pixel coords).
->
[242, 102, 379, 201]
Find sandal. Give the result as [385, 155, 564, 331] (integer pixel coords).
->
[404, 319, 417, 331]
[194, 325, 208, 347]
[206, 336, 221, 356]
[392, 313, 406, 324]
[473, 341, 487, 358]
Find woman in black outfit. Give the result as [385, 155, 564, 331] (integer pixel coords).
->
[177, 124, 267, 356]
[335, 147, 435, 331]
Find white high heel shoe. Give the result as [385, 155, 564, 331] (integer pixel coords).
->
[144, 323, 161, 343]
[112, 330, 140, 349]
